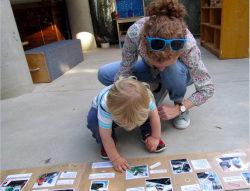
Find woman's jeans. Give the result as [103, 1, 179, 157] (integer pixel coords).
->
[87, 107, 152, 145]
[98, 59, 193, 102]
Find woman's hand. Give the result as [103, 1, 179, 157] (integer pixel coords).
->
[157, 104, 180, 120]
[112, 157, 131, 173]
[145, 136, 159, 152]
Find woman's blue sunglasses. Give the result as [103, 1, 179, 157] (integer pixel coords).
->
[146, 35, 187, 51]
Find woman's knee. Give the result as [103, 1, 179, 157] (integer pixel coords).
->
[98, 65, 111, 86]
[98, 61, 121, 86]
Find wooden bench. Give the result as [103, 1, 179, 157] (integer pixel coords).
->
[25, 40, 84, 83]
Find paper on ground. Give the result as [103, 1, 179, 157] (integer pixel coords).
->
[191, 159, 211, 170]
[150, 169, 167, 174]
[223, 176, 243, 182]
[56, 180, 74, 185]
[89, 173, 115, 179]
[150, 162, 161, 169]
[60, 172, 77, 178]
[92, 161, 113, 168]
[181, 184, 200, 191]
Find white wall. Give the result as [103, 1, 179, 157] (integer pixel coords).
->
[1, 0, 34, 99]
[65, 0, 97, 51]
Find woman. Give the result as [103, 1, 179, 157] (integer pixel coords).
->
[98, 0, 214, 129]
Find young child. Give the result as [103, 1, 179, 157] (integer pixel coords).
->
[87, 77, 166, 173]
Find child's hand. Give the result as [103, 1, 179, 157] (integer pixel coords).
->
[112, 157, 131, 173]
[145, 136, 159, 152]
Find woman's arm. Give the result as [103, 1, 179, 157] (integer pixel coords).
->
[114, 18, 148, 82]
[157, 29, 214, 120]
[180, 29, 214, 106]
[157, 99, 195, 120]
[114, 35, 139, 82]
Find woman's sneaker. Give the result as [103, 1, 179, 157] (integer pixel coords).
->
[100, 140, 117, 159]
[173, 110, 190, 129]
[141, 134, 166, 152]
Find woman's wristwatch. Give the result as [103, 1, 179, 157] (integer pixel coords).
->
[176, 103, 186, 113]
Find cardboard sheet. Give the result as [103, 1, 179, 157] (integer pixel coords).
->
[1, 163, 86, 191]
[79, 161, 124, 191]
[206, 148, 249, 190]
[124, 156, 172, 191]
[1, 149, 249, 191]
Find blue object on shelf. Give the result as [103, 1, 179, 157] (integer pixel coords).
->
[116, 0, 144, 18]
[128, 9, 133, 17]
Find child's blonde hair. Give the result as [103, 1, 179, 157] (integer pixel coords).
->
[107, 76, 154, 130]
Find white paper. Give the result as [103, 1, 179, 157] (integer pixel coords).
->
[150, 169, 167, 174]
[223, 176, 243, 182]
[222, 152, 246, 157]
[89, 173, 115, 179]
[126, 187, 145, 191]
[56, 180, 74, 185]
[244, 162, 249, 168]
[150, 162, 161, 169]
[60, 171, 77, 179]
[6, 173, 32, 179]
[181, 184, 200, 191]
[92, 161, 113, 168]
[191, 159, 211, 170]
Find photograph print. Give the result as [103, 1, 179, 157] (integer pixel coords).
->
[215, 157, 248, 172]
[197, 171, 223, 190]
[241, 173, 249, 185]
[33, 171, 60, 188]
[126, 165, 149, 180]
[145, 177, 172, 191]
[170, 158, 192, 174]
[0, 178, 29, 191]
[90, 180, 108, 191]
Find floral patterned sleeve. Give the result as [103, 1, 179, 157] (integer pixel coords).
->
[114, 22, 141, 81]
[180, 29, 214, 106]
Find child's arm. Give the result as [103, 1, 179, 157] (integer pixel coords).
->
[99, 126, 131, 173]
[145, 107, 161, 152]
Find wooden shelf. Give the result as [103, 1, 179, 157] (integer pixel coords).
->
[202, 42, 220, 57]
[202, 6, 222, 8]
[200, 0, 248, 59]
[201, 23, 221, 30]
[116, 16, 143, 24]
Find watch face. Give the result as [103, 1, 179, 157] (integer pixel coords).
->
[180, 106, 186, 112]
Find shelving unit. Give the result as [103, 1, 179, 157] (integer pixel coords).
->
[200, 0, 249, 59]
[115, 17, 143, 48]
[114, 0, 145, 48]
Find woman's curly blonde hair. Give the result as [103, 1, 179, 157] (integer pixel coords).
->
[142, 0, 187, 63]
[107, 76, 154, 130]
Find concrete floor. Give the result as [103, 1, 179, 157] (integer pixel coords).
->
[1, 40, 249, 173]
